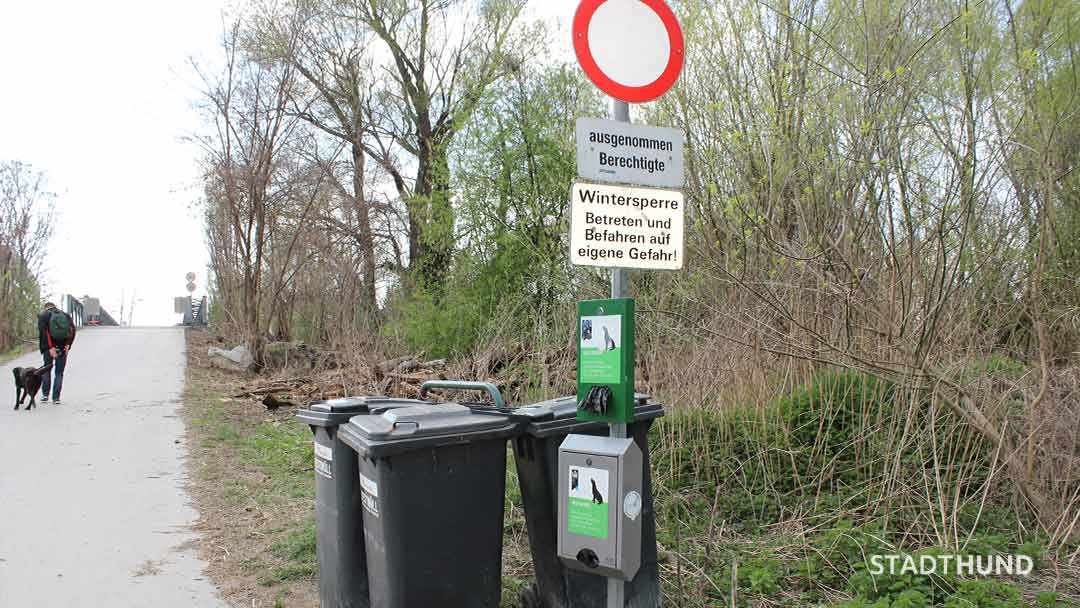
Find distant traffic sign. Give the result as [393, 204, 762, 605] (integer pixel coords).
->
[576, 117, 683, 188]
[186, 272, 196, 282]
[573, 0, 685, 103]
[186, 282, 196, 293]
[569, 181, 684, 270]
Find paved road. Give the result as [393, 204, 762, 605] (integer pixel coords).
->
[0, 327, 223, 607]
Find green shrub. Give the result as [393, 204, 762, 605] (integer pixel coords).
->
[943, 579, 1023, 608]
[385, 286, 490, 359]
[649, 369, 1055, 607]
[802, 520, 891, 593]
[776, 369, 898, 484]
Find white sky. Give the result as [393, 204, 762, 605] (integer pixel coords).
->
[0, 0, 579, 326]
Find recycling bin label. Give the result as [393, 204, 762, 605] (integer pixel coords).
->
[566, 465, 609, 539]
[360, 473, 380, 518]
[314, 442, 333, 479]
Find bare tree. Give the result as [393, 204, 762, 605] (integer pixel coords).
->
[258, 0, 383, 315]
[357, 0, 528, 290]
[194, 19, 306, 363]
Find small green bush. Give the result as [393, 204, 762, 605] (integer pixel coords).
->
[776, 369, 898, 485]
[385, 285, 490, 359]
[943, 579, 1023, 607]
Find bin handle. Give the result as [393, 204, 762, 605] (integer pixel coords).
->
[391, 421, 420, 434]
[419, 380, 505, 408]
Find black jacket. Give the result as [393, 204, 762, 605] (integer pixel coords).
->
[38, 309, 76, 353]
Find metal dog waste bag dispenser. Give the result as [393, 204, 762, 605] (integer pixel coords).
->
[577, 298, 635, 424]
[557, 434, 644, 580]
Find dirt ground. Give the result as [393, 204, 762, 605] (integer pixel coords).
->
[183, 329, 320, 608]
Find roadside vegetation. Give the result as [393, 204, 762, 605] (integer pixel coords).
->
[184, 331, 319, 608]
[0, 160, 55, 350]
[651, 370, 1079, 606]
[190, 0, 1080, 605]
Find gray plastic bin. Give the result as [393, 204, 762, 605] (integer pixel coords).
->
[296, 397, 427, 608]
[511, 395, 664, 608]
[338, 403, 519, 608]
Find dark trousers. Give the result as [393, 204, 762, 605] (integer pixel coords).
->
[41, 350, 68, 400]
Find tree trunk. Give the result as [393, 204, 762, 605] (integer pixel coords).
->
[352, 141, 378, 315]
[412, 138, 454, 290]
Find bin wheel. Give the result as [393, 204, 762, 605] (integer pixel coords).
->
[518, 584, 542, 608]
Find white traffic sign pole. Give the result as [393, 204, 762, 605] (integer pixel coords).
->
[608, 96, 628, 608]
[574, 1, 685, 603]
[610, 98, 631, 305]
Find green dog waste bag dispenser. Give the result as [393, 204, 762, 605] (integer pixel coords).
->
[576, 298, 635, 424]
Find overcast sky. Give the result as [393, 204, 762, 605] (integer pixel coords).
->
[0, 0, 578, 326]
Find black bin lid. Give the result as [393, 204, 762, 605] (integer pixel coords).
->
[512, 393, 664, 437]
[339, 403, 519, 458]
[296, 396, 429, 428]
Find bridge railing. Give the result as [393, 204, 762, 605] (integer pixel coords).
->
[177, 296, 209, 326]
[193, 296, 208, 325]
[62, 295, 85, 327]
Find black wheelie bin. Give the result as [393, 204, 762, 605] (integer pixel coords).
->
[511, 395, 664, 608]
[338, 402, 519, 608]
[296, 396, 427, 608]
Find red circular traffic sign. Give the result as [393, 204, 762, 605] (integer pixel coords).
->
[573, 0, 684, 103]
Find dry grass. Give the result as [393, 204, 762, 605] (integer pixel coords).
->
[131, 559, 167, 578]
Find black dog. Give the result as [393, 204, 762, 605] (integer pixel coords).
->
[13, 363, 52, 411]
[591, 479, 604, 505]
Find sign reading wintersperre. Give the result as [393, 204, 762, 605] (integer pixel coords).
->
[576, 117, 684, 189]
[570, 181, 684, 270]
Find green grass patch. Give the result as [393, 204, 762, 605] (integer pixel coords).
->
[258, 518, 319, 587]
[271, 518, 317, 564]
[258, 563, 318, 586]
[188, 387, 317, 589]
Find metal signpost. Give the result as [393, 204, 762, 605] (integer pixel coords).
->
[564, 1, 685, 606]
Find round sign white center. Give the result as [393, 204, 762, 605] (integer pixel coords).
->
[587, 0, 671, 88]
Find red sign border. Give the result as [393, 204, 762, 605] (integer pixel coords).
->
[573, 0, 684, 103]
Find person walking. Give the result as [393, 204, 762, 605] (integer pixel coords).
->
[38, 301, 76, 404]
